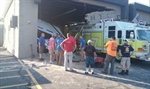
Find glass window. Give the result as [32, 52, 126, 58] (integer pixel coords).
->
[118, 30, 122, 38]
[108, 26, 115, 38]
[137, 30, 150, 42]
[126, 30, 135, 39]
[109, 26, 115, 31]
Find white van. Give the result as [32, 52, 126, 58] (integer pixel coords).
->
[37, 20, 65, 53]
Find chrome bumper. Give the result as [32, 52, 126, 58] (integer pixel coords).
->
[137, 53, 150, 61]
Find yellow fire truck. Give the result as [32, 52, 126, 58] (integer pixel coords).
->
[69, 21, 150, 61]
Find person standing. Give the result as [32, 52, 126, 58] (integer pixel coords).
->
[79, 36, 86, 61]
[60, 33, 77, 71]
[118, 40, 134, 75]
[83, 39, 97, 74]
[55, 34, 64, 66]
[38, 33, 45, 61]
[70, 33, 76, 46]
[48, 34, 56, 63]
[102, 36, 118, 75]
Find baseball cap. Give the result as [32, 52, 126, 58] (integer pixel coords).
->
[87, 39, 92, 44]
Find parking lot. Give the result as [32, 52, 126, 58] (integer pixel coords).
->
[0, 47, 150, 89]
[22, 53, 150, 89]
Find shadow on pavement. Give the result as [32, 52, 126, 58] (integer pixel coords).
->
[68, 68, 150, 89]
[28, 68, 51, 85]
[0, 47, 51, 89]
[72, 60, 150, 89]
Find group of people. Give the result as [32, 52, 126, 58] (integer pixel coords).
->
[102, 37, 134, 75]
[38, 33, 87, 72]
[39, 32, 134, 75]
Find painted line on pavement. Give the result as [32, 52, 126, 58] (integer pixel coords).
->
[0, 83, 28, 89]
[0, 61, 19, 65]
[0, 64, 22, 69]
[0, 74, 29, 80]
[17, 59, 42, 89]
[0, 69, 25, 73]
[0, 56, 14, 59]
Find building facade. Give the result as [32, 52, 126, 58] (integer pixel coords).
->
[1, 0, 150, 58]
[129, 3, 150, 25]
[3, 0, 38, 58]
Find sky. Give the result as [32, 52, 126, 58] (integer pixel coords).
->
[129, 0, 150, 6]
[0, 0, 150, 18]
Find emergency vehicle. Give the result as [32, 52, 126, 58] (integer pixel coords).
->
[37, 20, 65, 53]
[69, 21, 150, 61]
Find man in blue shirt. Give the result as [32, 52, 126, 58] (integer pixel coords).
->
[118, 40, 134, 75]
[38, 33, 45, 61]
[79, 36, 86, 61]
[55, 34, 64, 65]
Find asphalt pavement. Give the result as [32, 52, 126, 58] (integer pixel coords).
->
[0, 47, 37, 89]
[0, 47, 150, 89]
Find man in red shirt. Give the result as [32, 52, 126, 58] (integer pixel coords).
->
[60, 33, 77, 71]
[70, 35, 76, 45]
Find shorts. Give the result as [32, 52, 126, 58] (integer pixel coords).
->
[39, 46, 44, 54]
[86, 56, 94, 68]
[56, 50, 63, 55]
[121, 57, 131, 68]
[49, 50, 55, 55]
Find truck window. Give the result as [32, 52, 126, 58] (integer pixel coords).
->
[118, 30, 122, 38]
[126, 30, 135, 39]
[108, 26, 115, 38]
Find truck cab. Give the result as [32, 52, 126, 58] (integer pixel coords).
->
[69, 21, 150, 61]
[102, 21, 150, 61]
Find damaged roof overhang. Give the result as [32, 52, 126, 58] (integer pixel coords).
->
[39, 0, 113, 27]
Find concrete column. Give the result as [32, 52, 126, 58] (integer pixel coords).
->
[18, 0, 38, 58]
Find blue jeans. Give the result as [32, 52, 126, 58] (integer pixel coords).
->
[86, 56, 94, 68]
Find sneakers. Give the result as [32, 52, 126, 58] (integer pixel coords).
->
[118, 70, 125, 75]
[92, 72, 94, 74]
[39, 58, 44, 61]
[65, 69, 76, 72]
[70, 70, 76, 72]
[84, 72, 94, 74]
[65, 69, 69, 71]
[49, 61, 54, 64]
[85, 72, 89, 74]
[125, 70, 129, 75]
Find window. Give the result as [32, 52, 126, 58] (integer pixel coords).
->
[108, 26, 115, 38]
[126, 30, 135, 39]
[99, 26, 102, 28]
[118, 30, 122, 38]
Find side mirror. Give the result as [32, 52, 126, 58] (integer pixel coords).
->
[130, 32, 134, 39]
